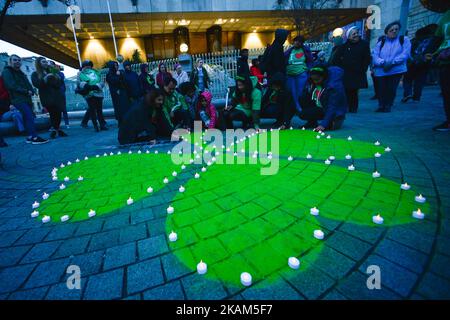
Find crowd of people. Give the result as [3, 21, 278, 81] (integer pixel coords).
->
[0, 12, 449, 149]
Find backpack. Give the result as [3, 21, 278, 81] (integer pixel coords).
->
[379, 35, 405, 50]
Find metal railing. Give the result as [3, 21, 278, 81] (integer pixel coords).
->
[65, 42, 333, 111]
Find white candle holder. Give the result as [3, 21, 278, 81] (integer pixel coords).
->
[310, 207, 320, 216]
[167, 206, 174, 214]
[288, 257, 300, 269]
[415, 194, 426, 203]
[61, 215, 69, 222]
[372, 214, 384, 225]
[240, 272, 252, 286]
[401, 183, 410, 190]
[314, 230, 324, 240]
[197, 260, 207, 275]
[412, 209, 425, 220]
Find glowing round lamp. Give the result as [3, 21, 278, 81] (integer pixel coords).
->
[180, 43, 189, 53]
[332, 28, 344, 38]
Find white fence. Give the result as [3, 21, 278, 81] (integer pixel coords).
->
[66, 42, 333, 111]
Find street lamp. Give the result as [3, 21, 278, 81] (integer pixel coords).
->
[180, 43, 189, 53]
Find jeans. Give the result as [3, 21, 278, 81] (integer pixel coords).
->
[81, 97, 106, 128]
[1, 110, 25, 132]
[14, 103, 37, 137]
[345, 89, 359, 113]
[403, 67, 428, 100]
[376, 74, 403, 111]
[440, 64, 450, 123]
[286, 72, 308, 112]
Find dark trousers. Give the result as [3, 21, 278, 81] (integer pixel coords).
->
[261, 102, 295, 126]
[45, 104, 61, 130]
[14, 103, 37, 137]
[172, 109, 191, 129]
[81, 97, 106, 128]
[299, 106, 344, 130]
[345, 89, 359, 113]
[371, 72, 379, 98]
[376, 74, 403, 111]
[440, 64, 450, 123]
[222, 109, 251, 129]
[61, 96, 69, 125]
[403, 67, 428, 100]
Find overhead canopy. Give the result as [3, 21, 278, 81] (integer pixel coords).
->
[0, 8, 368, 68]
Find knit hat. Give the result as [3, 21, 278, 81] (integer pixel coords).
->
[346, 26, 359, 39]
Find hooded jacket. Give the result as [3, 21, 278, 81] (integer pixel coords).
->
[156, 63, 172, 89]
[300, 66, 348, 128]
[195, 91, 217, 129]
[123, 61, 142, 99]
[106, 61, 130, 121]
[1, 66, 34, 105]
[260, 29, 289, 78]
[138, 64, 155, 94]
[31, 69, 64, 109]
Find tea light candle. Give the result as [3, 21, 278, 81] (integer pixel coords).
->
[240, 272, 252, 286]
[88, 209, 96, 218]
[412, 209, 425, 220]
[401, 183, 411, 190]
[207, 161, 212, 166]
[372, 171, 381, 178]
[155, 150, 159, 154]
[138, 150, 142, 154]
[374, 141, 381, 146]
[147, 186, 153, 193]
[329, 156, 335, 161]
[146, 150, 150, 154]
[167, 150, 171, 155]
[52, 176, 58, 181]
[327, 135, 331, 139]
[167, 206, 174, 214]
[103, 153, 107, 157]
[67, 161, 72, 166]
[32, 201, 40, 209]
[372, 214, 384, 225]
[31, 210, 39, 218]
[189, 159, 194, 164]
[59, 184, 66, 190]
[385, 147, 391, 152]
[78, 176, 84, 181]
[324, 159, 331, 165]
[195, 154, 200, 159]
[179, 185, 185, 193]
[310, 207, 320, 216]
[288, 156, 293, 161]
[172, 171, 177, 177]
[96, 155, 100, 158]
[321, 132, 325, 136]
[42, 216, 50, 224]
[169, 231, 178, 242]
[316, 135, 321, 139]
[212, 157, 217, 162]
[42, 193, 49, 200]
[288, 257, 300, 269]
[181, 165, 186, 170]
[117, 151, 122, 155]
[314, 230, 324, 240]
[348, 164, 355, 171]
[345, 154, 352, 160]
[60, 163, 65, 168]
[197, 260, 207, 274]
[64, 176, 69, 182]
[127, 197, 134, 205]
[60, 215, 69, 222]
[76, 159, 80, 163]
[128, 151, 132, 154]
[375, 152, 381, 158]
[302, 127, 305, 130]
[415, 194, 426, 203]
[306, 154, 312, 159]
[347, 136, 352, 141]
[163, 177, 169, 184]
[195, 173, 200, 179]
[201, 167, 207, 172]
[84, 156, 88, 160]
[268, 155, 273, 160]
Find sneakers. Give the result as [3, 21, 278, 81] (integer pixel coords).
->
[26, 136, 49, 145]
[401, 95, 413, 103]
[433, 122, 450, 132]
[58, 130, 68, 137]
[50, 130, 57, 139]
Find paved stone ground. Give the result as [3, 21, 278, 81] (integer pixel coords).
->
[0, 85, 449, 300]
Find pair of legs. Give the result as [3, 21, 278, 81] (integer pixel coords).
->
[1, 110, 25, 132]
[286, 72, 308, 112]
[345, 89, 359, 113]
[403, 66, 428, 102]
[433, 64, 450, 131]
[371, 72, 379, 100]
[11, 103, 48, 144]
[375, 74, 403, 112]
[298, 106, 344, 130]
[81, 97, 107, 131]
[61, 96, 69, 126]
[222, 109, 251, 130]
[261, 102, 295, 128]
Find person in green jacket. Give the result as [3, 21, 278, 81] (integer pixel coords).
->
[427, 10, 450, 131]
[1, 54, 48, 144]
[77, 60, 108, 132]
[223, 75, 262, 129]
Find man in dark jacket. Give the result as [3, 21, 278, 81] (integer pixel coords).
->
[2, 54, 48, 144]
[123, 61, 142, 102]
[237, 48, 250, 76]
[138, 63, 155, 95]
[106, 61, 130, 125]
[299, 65, 348, 131]
[261, 72, 296, 129]
[329, 26, 371, 113]
[260, 29, 289, 80]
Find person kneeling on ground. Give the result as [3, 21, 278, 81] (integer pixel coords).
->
[195, 91, 217, 129]
[299, 65, 347, 132]
[118, 89, 164, 145]
[222, 75, 262, 130]
[261, 72, 296, 130]
[160, 77, 191, 133]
